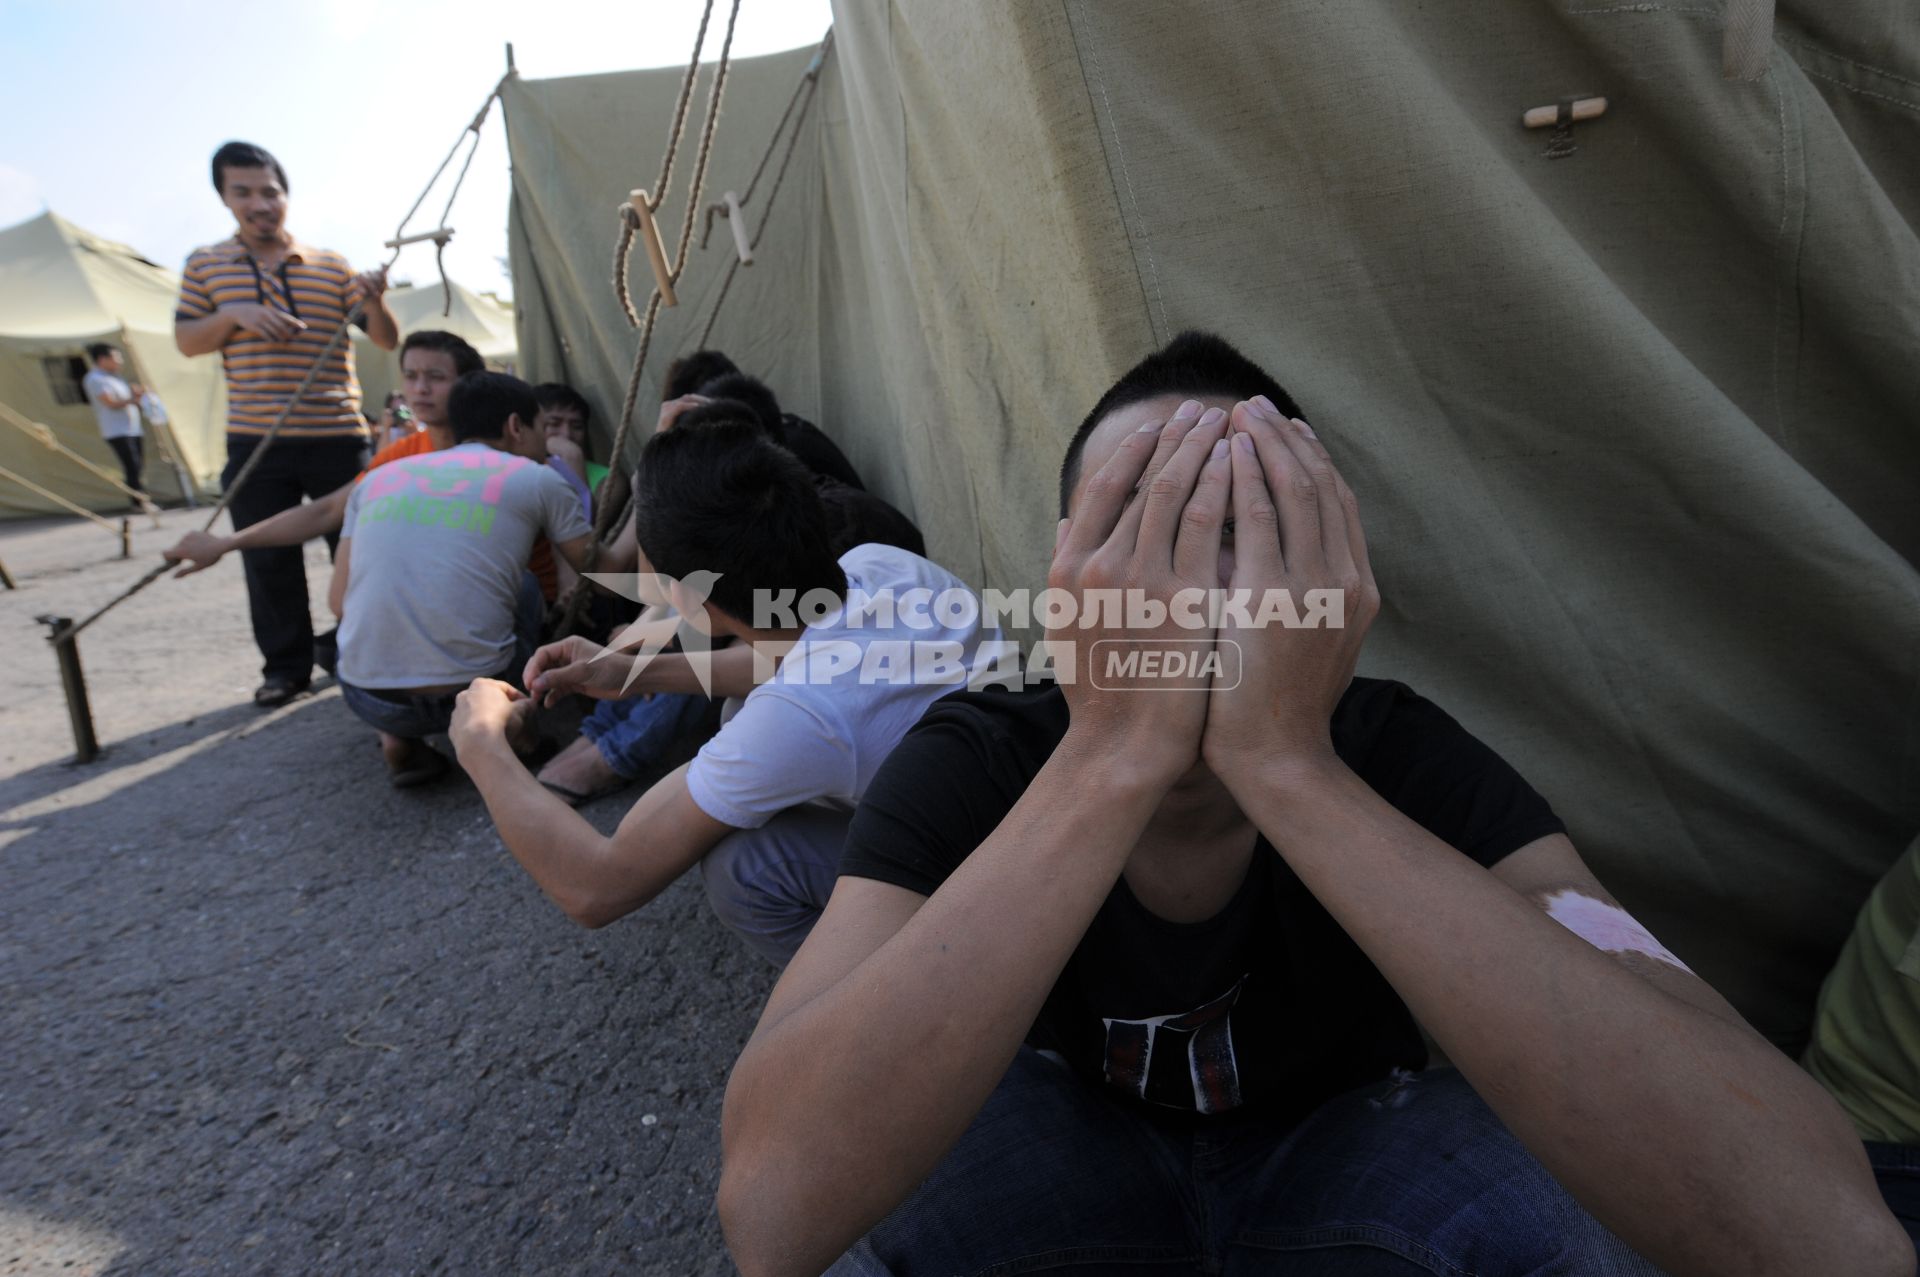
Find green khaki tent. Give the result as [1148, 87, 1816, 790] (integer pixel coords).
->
[0, 210, 223, 516]
[503, 0, 1920, 1045]
[352, 277, 518, 415]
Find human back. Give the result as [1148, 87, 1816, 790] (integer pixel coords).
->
[338, 375, 588, 690]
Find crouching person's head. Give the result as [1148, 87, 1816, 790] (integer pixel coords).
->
[448, 371, 546, 461]
[633, 412, 847, 640]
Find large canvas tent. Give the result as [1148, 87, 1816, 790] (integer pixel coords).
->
[504, 0, 1920, 1044]
[352, 277, 518, 413]
[0, 211, 224, 516]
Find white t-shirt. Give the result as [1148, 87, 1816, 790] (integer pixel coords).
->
[81, 368, 141, 439]
[685, 543, 1007, 829]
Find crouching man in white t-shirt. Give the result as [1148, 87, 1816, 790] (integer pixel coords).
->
[450, 415, 1005, 963]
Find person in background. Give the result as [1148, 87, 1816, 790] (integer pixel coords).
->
[697, 370, 865, 491]
[450, 413, 1001, 965]
[534, 383, 607, 493]
[81, 343, 153, 511]
[330, 372, 589, 787]
[173, 140, 399, 707]
[532, 431, 929, 807]
[1806, 833, 1920, 1244]
[374, 392, 416, 451]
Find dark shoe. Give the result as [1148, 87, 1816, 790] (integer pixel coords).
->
[253, 677, 310, 708]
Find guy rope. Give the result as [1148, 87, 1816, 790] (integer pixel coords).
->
[0, 399, 161, 526]
[552, 0, 745, 637]
[557, 18, 834, 639]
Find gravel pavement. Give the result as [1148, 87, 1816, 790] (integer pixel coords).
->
[1, 509, 774, 1275]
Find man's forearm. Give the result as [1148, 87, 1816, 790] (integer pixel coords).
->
[225, 488, 347, 552]
[1236, 759, 1903, 1277]
[631, 643, 758, 700]
[460, 738, 629, 925]
[362, 295, 399, 351]
[721, 735, 1159, 1276]
[174, 313, 238, 357]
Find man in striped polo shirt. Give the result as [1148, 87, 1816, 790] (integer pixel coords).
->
[175, 140, 399, 707]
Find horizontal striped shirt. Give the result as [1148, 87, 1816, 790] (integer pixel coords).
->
[177, 236, 368, 440]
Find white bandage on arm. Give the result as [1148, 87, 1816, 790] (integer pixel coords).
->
[1540, 889, 1694, 974]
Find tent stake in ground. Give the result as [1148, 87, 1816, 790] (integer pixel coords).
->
[37, 615, 100, 764]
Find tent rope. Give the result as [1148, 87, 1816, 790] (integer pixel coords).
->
[560, 0, 745, 638]
[612, 0, 720, 326]
[51, 72, 513, 644]
[697, 29, 833, 348]
[0, 398, 161, 520]
[0, 460, 124, 535]
[699, 29, 832, 255]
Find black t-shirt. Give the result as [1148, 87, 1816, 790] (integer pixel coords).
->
[779, 413, 865, 490]
[839, 677, 1565, 1122]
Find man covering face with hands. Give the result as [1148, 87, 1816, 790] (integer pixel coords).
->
[717, 332, 1909, 1277]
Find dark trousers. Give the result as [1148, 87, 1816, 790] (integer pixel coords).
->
[105, 435, 144, 495]
[222, 436, 369, 684]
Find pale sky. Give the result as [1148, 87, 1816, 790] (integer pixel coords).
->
[0, 0, 835, 300]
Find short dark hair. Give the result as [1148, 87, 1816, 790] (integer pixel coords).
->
[401, 329, 484, 377]
[448, 371, 538, 444]
[696, 371, 782, 435]
[663, 349, 740, 400]
[634, 420, 846, 623]
[211, 141, 289, 195]
[533, 383, 591, 422]
[818, 479, 926, 558]
[85, 343, 117, 363]
[674, 398, 773, 438]
[1058, 330, 1302, 515]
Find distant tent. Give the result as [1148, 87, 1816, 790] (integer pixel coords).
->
[352, 278, 518, 414]
[0, 211, 223, 516]
[504, 2, 1920, 1046]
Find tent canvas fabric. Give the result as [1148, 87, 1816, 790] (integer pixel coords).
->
[0, 211, 225, 516]
[503, 0, 1920, 1045]
[351, 278, 518, 414]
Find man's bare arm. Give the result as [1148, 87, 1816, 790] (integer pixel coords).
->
[1208, 400, 1910, 1277]
[327, 538, 351, 620]
[1234, 775, 1906, 1277]
[164, 481, 354, 575]
[451, 685, 733, 928]
[174, 311, 241, 357]
[358, 278, 399, 351]
[720, 747, 1160, 1277]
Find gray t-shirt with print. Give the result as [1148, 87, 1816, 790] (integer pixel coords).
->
[338, 441, 589, 689]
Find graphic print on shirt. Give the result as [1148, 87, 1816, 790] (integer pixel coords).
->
[1101, 975, 1245, 1113]
[355, 449, 531, 536]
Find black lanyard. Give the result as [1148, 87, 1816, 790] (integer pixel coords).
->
[244, 251, 302, 322]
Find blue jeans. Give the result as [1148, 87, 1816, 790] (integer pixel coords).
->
[700, 804, 849, 966]
[833, 1050, 1664, 1276]
[580, 693, 712, 779]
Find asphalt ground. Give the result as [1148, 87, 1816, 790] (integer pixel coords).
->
[1, 509, 774, 1275]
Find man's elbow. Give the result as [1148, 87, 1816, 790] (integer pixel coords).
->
[1832, 1202, 1916, 1277]
[719, 1158, 820, 1277]
[551, 880, 640, 930]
